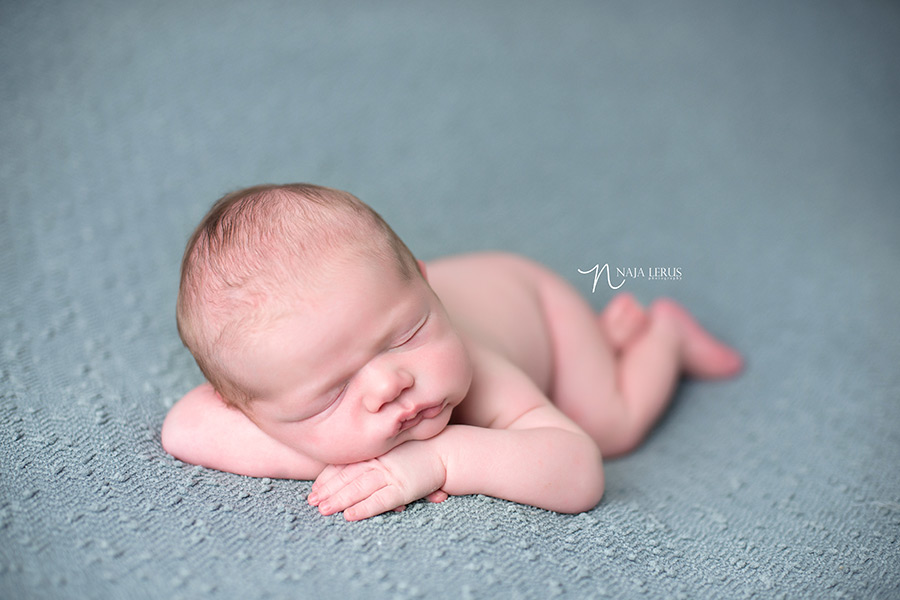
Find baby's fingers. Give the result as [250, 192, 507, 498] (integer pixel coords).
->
[425, 489, 449, 504]
[307, 464, 346, 506]
[309, 463, 377, 506]
[314, 467, 389, 517]
[342, 487, 408, 522]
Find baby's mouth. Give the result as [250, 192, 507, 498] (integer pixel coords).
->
[398, 402, 445, 433]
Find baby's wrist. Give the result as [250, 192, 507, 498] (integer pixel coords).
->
[419, 425, 464, 485]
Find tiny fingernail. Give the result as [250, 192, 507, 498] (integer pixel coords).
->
[307, 492, 318, 505]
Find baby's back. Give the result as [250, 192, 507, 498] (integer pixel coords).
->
[425, 252, 556, 395]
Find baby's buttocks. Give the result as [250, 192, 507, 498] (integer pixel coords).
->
[426, 252, 554, 395]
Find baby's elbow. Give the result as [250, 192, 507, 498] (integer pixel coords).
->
[160, 411, 184, 460]
[561, 441, 605, 514]
[160, 403, 199, 464]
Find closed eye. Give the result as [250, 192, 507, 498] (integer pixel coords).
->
[293, 380, 347, 421]
[325, 381, 349, 406]
[393, 313, 429, 348]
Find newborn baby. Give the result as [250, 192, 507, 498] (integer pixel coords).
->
[162, 183, 742, 521]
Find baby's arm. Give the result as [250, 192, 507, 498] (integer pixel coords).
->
[309, 346, 604, 520]
[161, 383, 325, 480]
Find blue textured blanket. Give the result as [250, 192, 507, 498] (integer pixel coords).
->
[2, 1, 898, 598]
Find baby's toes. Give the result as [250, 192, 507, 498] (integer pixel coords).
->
[600, 293, 649, 350]
[651, 299, 743, 379]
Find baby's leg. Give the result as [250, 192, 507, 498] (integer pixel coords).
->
[537, 272, 742, 458]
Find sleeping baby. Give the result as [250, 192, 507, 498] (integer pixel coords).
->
[161, 183, 742, 521]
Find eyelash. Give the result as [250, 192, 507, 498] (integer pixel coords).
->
[315, 316, 428, 412]
[395, 316, 427, 348]
[321, 381, 349, 410]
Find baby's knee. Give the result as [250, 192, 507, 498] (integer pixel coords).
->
[597, 426, 645, 459]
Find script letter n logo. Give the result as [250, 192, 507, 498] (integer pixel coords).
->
[578, 263, 624, 292]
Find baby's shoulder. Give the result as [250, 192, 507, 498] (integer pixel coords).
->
[426, 252, 555, 391]
[452, 340, 554, 429]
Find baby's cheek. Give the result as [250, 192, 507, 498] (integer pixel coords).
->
[447, 341, 474, 393]
[272, 424, 314, 455]
[269, 421, 335, 462]
[313, 424, 391, 465]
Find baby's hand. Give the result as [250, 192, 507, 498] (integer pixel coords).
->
[307, 440, 447, 521]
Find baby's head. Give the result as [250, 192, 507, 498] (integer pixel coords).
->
[177, 184, 471, 463]
[177, 183, 417, 408]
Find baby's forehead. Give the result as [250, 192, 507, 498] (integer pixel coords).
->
[225, 246, 405, 315]
[222, 255, 421, 383]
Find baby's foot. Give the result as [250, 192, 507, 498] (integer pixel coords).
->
[651, 299, 744, 378]
[600, 293, 649, 351]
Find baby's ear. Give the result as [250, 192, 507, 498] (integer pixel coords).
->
[416, 259, 429, 281]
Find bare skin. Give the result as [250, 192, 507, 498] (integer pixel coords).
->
[162, 251, 742, 520]
[424, 253, 742, 458]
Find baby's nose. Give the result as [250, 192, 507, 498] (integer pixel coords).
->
[362, 365, 414, 413]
